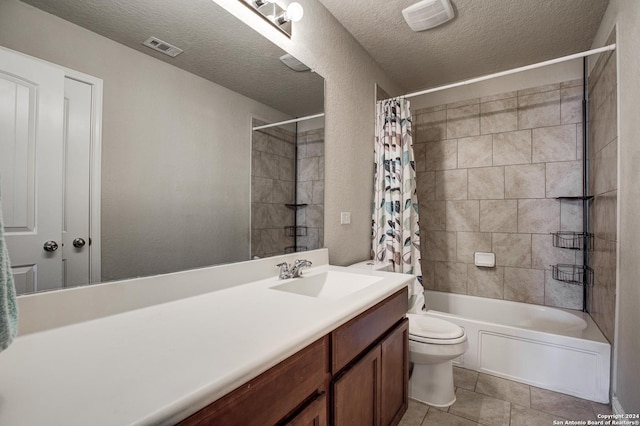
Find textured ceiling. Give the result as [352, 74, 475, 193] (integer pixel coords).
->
[20, 0, 324, 117]
[318, 0, 610, 93]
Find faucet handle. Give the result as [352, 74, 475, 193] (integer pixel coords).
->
[277, 262, 291, 279]
[294, 259, 312, 267]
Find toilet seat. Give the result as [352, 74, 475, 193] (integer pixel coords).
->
[407, 313, 466, 345]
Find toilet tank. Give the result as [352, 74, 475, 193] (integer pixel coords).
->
[348, 260, 394, 272]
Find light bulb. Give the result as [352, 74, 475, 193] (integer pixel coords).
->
[285, 2, 304, 22]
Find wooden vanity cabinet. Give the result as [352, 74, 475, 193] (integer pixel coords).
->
[331, 288, 409, 426]
[178, 287, 408, 426]
[178, 336, 329, 426]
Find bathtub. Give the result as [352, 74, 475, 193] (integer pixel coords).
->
[424, 290, 610, 403]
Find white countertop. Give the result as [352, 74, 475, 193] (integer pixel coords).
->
[0, 264, 410, 425]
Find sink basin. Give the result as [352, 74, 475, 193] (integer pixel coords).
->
[269, 271, 383, 300]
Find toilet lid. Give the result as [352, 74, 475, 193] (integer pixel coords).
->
[407, 314, 464, 340]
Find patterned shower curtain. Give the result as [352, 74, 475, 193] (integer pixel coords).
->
[372, 98, 425, 313]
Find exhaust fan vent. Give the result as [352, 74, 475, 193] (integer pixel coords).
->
[402, 0, 454, 32]
[279, 53, 311, 72]
[143, 37, 183, 57]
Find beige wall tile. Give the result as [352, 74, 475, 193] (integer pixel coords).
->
[468, 167, 504, 199]
[446, 200, 480, 232]
[447, 104, 480, 138]
[425, 139, 458, 171]
[415, 109, 447, 142]
[546, 161, 582, 198]
[436, 169, 468, 200]
[421, 200, 446, 231]
[561, 86, 583, 125]
[590, 91, 617, 155]
[531, 234, 577, 270]
[467, 265, 504, 299]
[592, 140, 617, 195]
[447, 98, 480, 109]
[481, 91, 519, 103]
[457, 232, 492, 263]
[417, 171, 435, 201]
[480, 200, 517, 233]
[504, 164, 546, 198]
[518, 83, 560, 96]
[544, 271, 583, 310]
[517, 199, 560, 234]
[433, 261, 468, 294]
[413, 142, 426, 172]
[590, 284, 616, 343]
[424, 231, 457, 261]
[458, 135, 492, 168]
[504, 267, 545, 304]
[532, 124, 577, 163]
[493, 233, 531, 268]
[481, 97, 518, 135]
[518, 90, 561, 129]
[493, 130, 532, 166]
[560, 199, 583, 232]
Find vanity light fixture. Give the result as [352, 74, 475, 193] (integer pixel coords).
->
[241, 0, 303, 37]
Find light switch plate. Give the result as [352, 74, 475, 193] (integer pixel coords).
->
[340, 212, 351, 225]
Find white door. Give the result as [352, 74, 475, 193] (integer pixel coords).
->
[62, 77, 92, 288]
[0, 47, 65, 293]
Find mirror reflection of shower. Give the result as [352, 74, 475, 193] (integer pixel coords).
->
[251, 114, 324, 258]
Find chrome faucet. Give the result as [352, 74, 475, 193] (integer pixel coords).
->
[277, 259, 312, 279]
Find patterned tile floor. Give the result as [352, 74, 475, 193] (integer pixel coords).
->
[400, 366, 613, 426]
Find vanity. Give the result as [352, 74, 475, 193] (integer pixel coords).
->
[0, 249, 411, 425]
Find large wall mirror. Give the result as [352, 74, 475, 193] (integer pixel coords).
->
[0, 0, 324, 294]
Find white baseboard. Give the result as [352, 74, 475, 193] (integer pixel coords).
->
[612, 396, 625, 415]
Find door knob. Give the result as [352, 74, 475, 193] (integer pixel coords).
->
[72, 238, 86, 248]
[43, 241, 59, 252]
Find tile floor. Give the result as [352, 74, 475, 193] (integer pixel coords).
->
[400, 366, 612, 426]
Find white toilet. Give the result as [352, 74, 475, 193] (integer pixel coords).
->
[348, 260, 468, 407]
[407, 313, 468, 406]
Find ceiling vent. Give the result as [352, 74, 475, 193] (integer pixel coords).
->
[402, 0, 454, 32]
[279, 53, 311, 72]
[142, 37, 183, 58]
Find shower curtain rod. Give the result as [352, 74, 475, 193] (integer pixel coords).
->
[252, 112, 325, 131]
[398, 44, 617, 100]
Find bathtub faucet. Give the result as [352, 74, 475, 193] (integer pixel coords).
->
[277, 259, 312, 279]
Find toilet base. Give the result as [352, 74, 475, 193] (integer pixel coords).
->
[408, 360, 456, 407]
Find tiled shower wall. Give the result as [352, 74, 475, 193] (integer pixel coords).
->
[251, 121, 296, 258]
[296, 128, 325, 252]
[588, 32, 618, 343]
[414, 79, 587, 310]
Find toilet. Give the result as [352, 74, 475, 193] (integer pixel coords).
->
[406, 313, 468, 406]
[348, 260, 469, 407]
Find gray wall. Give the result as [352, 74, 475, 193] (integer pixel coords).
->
[0, 0, 291, 281]
[591, 0, 640, 414]
[414, 79, 586, 310]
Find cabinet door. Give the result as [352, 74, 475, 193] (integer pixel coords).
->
[332, 345, 381, 426]
[284, 393, 327, 426]
[380, 318, 409, 426]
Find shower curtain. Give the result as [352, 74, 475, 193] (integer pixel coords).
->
[372, 97, 425, 313]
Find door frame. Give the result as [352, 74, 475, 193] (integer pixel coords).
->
[1, 46, 104, 284]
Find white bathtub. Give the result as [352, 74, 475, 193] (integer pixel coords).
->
[424, 290, 611, 403]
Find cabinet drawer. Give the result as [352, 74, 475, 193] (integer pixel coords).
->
[179, 335, 329, 426]
[331, 288, 407, 374]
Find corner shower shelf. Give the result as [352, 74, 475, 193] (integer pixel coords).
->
[551, 264, 593, 286]
[552, 231, 594, 251]
[285, 226, 307, 237]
